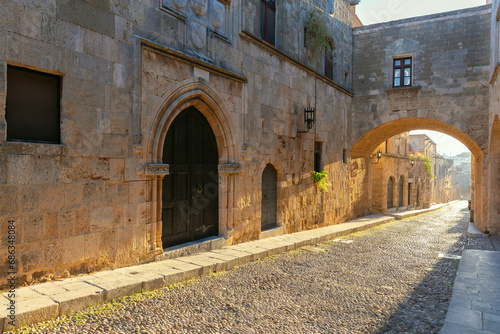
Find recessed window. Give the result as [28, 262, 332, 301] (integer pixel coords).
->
[393, 57, 412, 87]
[343, 149, 347, 164]
[260, 0, 276, 45]
[314, 141, 322, 172]
[324, 39, 335, 79]
[6, 66, 61, 144]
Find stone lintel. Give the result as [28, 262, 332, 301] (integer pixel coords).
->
[218, 163, 243, 174]
[143, 164, 170, 177]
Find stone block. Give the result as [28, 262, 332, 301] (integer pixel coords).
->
[0, 186, 19, 215]
[64, 182, 84, 209]
[109, 159, 125, 182]
[2, 287, 59, 331]
[177, 254, 227, 273]
[128, 180, 146, 203]
[445, 306, 482, 330]
[40, 183, 65, 211]
[205, 251, 244, 268]
[7, 154, 30, 185]
[18, 185, 40, 213]
[141, 262, 186, 286]
[83, 271, 145, 301]
[114, 266, 166, 291]
[157, 259, 205, 281]
[62, 235, 85, 265]
[89, 207, 114, 232]
[50, 280, 106, 316]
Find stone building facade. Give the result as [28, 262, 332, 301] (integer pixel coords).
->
[0, 0, 360, 287]
[433, 155, 453, 204]
[0, 0, 498, 287]
[370, 133, 410, 213]
[351, 5, 491, 231]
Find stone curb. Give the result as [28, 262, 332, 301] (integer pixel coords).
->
[1, 214, 399, 332]
[385, 201, 458, 220]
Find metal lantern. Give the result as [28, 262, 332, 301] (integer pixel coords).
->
[372, 150, 383, 164]
[297, 106, 316, 135]
[304, 107, 315, 131]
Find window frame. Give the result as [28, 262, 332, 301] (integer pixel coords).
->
[324, 38, 335, 80]
[5, 65, 62, 144]
[393, 57, 412, 88]
[260, 0, 276, 46]
[314, 141, 322, 172]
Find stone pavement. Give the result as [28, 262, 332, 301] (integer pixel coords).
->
[0, 214, 396, 332]
[441, 250, 500, 334]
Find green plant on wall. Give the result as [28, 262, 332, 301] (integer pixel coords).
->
[304, 9, 332, 59]
[313, 171, 331, 191]
[409, 154, 434, 179]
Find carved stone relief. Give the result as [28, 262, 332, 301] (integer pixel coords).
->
[171, 0, 188, 9]
[190, 0, 209, 16]
[218, 163, 243, 174]
[209, 0, 224, 30]
[189, 20, 207, 50]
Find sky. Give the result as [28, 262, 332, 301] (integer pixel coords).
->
[356, 0, 487, 25]
[409, 130, 470, 156]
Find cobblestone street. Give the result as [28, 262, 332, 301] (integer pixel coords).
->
[11, 202, 478, 333]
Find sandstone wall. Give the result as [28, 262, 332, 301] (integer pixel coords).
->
[350, 5, 491, 227]
[0, 0, 357, 286]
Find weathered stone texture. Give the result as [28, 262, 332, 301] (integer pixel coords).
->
[0, 0, 359, 287]
[352, 6, 491, 154]
[350, 6, 491, 228]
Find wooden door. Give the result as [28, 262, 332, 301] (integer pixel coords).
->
[398, 176, 404, 207]
[387, 177, 394, 209]
[261, 164, 277, 231]
[161, 107, 219, 247]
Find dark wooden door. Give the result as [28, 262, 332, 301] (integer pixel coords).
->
[387, 177, 394, 209]
[261, 164, 277, 231]
[408, 183, 411, 206]
[161, 107, 219, 247]
[398, 176, 404, 207]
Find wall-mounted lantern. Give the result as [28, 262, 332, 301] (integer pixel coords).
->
[410, 159, 415, 167]
[297, 107, 315, 134]
[372, 150, 383, 164]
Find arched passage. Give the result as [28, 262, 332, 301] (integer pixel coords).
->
[488, 116, 500, 234]
[350, 118, 485, 231]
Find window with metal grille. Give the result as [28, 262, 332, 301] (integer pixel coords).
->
[260, 0, 276, 45]
[6, 66, 61, 144]
[314, 141, 322, 172]
[393, 57, 412, 87]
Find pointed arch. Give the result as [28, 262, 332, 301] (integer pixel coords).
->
[147, 77, 240, 165]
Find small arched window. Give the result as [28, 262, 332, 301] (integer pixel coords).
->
[325, 38, 335, 79]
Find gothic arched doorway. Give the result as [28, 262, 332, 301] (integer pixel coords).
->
[161, 106, 219, 247]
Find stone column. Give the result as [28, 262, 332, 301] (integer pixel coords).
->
[218, 163, 243, 245]
[139, 163, 170, 255]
